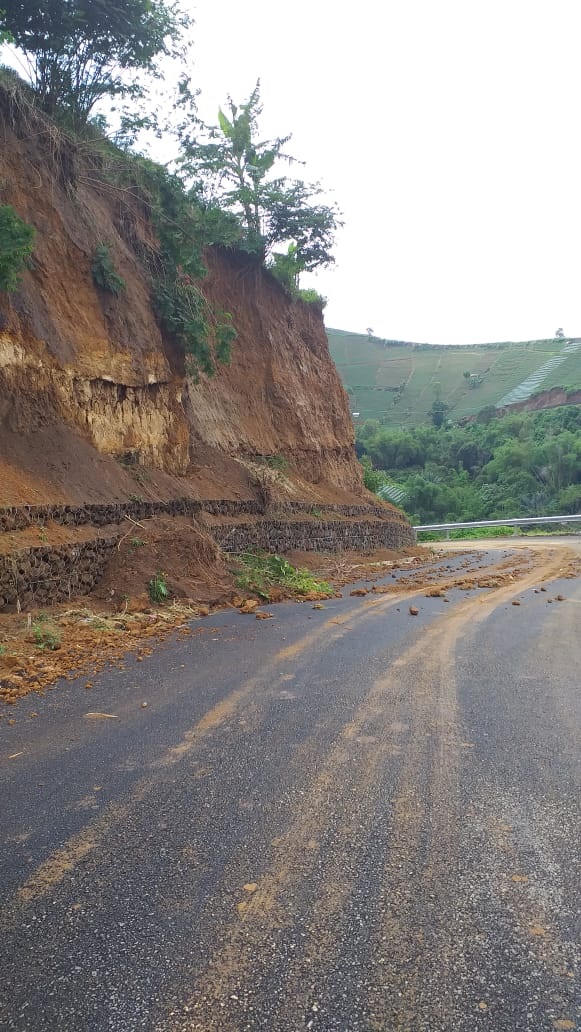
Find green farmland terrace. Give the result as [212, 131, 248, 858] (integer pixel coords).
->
[326, 328, 581, 427]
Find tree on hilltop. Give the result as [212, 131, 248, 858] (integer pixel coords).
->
[429, 399, 449, 429]
[178, 80, 341, 276]
[0, 0, 190, 128]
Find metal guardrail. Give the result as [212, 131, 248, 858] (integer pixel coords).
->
[413, 514, 581, 538]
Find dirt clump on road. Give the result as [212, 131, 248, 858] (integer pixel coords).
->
[1, 541, 577, 713]
[0, 514, 235, 709]
[0, 539, 426, 708]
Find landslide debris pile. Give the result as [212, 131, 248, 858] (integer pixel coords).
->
[3, 541, 572, 709]
[0, 498, 415, 614]
[0, 501, 418, 707]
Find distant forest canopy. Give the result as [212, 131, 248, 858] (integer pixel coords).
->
[357, 405, 581, 525]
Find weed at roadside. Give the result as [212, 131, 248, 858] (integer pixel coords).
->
[32, 620, 61, 651]
[148, 571, 169, 604]
[233, 552, 332, 601]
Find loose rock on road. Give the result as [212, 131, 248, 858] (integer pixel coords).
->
[0, 540, 579, 1031]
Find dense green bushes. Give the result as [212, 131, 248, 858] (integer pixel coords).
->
[0, 205, 35, 292]
[358, 405, 581, 524]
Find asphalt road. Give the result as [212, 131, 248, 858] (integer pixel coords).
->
[0, 541, 579, 1032]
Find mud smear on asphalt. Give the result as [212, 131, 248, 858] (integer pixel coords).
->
[153, 548, 575, 1032]
[1, 543, 577, 711]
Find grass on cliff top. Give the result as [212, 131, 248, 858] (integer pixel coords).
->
[232, 552, 333, 601]
[327, 328, 581, 427]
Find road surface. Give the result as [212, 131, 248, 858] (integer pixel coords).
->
[0, 540, 579, 1031]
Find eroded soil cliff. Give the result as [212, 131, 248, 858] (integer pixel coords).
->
[0, 83, 418, 675]
[0, 85, 363, 507]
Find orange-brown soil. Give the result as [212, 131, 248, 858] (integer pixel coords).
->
[3, 540, 578, 713]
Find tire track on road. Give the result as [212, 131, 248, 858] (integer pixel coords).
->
[2, 546, 571, 1030]
[2, 594, 409, 915]
[367, 546, 578, 1030]
[156, 556, 565, 1032]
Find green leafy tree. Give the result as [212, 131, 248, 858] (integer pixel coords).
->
[179, 80, 292, 244]
[429, 399, 449, 429]
[366, 429, 424, 469]
[553, 484, 581, 514]
[269, 243, 302, 291]
[0, 0, 190, 128]
[268, 243, 326, 305]
[358, 419, 381, 440]
[450, 440, 490, 474]
[356, 404, 581, 525]
[476, 404, 497, 425]
[179, 80, 341, 272]
[0, 9, 12, 45]
[267, 179, 341, 273]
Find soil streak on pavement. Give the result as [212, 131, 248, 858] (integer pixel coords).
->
[0, 541, 579, 1031]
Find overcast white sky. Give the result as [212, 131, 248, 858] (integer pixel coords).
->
[3, 1, 579, 344]
[187, 0, 580, 344]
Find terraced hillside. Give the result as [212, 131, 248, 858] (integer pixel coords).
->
[327, 329, 581, 427]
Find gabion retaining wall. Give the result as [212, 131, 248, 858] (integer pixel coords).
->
[259, 501, 394, 519]
[0, 499, 204, 532]
[211, 517, 415, 554]
[0, 498, 395, 532]
[0, 504, 414, 611]
[0, 537, 119, 611]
